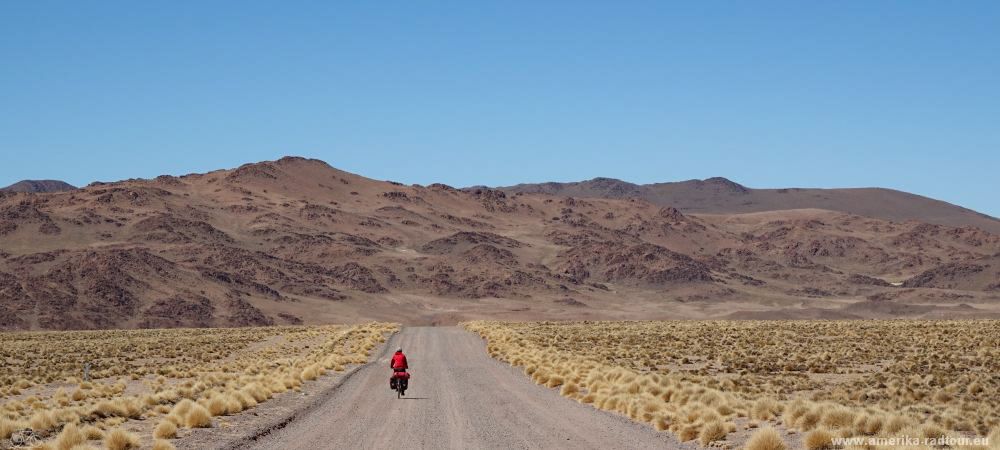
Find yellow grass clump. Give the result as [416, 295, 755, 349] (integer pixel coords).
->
[152, 439, 177, 450]
[803, 428, 835, 450]
[154, 420, 177, 439]
[751, 398, 781, 421]
[184, 404, 212, 428]
[29, 410, 58, 432]
[54, 423, 86, 450]
[1, 417, 27, 439]
[82, 425, 104, 440]
[66, 445, 100, 450]
[698, 420, 728, 446]
[745, 427, 787, 450]
[104, 428, 140, 450]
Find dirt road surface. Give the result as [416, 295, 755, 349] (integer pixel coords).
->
[246, 326, 685, 449]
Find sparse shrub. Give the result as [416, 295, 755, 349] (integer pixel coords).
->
[1, 417, 26, 439]
[55, 423, 86, 450]
[66, 444, 100, 450]
[545, 375, 565, 388]
[82, 425, 104, 440]
[745, 427, 786, 450]
[854, 414, 883, 436]
[302, 363, 326, 381]
[679, 424, 700, 441]
[921, 423, 945, 440]
[820, 408, 855, 429]
[104, 428, 140, 450]
[884, 415, 910, 434]
[932, 390, 952, 403]
[804, 428, 834, 450]
[234, 391, 257, 409]
[652, 414, 669, 431]
[206, 396, 227, 416]
[165, 412, 184, 427]
[796, 410, 822, 430]
[782, 399, 809, 425]
[751, 398, 781, 421]
[185, 404, 212, 428]
[154, 420, 177, 439]
[29, 410, 58, 432]
[94, 400, 127, 418]
[699, 420, 728, 446]
[152, 439, 177, 450]
[170, 399, 194, 418]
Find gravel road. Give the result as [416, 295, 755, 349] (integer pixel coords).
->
[246, 326, 685, 450]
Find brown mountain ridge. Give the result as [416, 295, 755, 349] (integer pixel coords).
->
[1, 156, 998, 330]
[499, 177, 1000, 234]
[1, 179, 77, 194]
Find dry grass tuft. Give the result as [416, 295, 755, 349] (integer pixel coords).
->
[152, 439, 177, 450]
[29, 410, 58, 432]
[751, 398, 781, 421]
[154, 420, 177, 439]
[170, 399, 194, 419]
[921, 423, 946, 440]
[54, 423, 86, 450]
[300, 364, 324, 381]
[81, 425, 104, 440]
[1, 417, 26, 439]
[679, 424, 700, 442]
[104, 428, 140, 450]
[66, 444, 100, 450]
[560, 383, 579, 396]
[745, 427, 787, 450]
[699, 420, 728, 446]
[803, 428, 835, 450]
[820, 408, 855, 430]
[206, 396, 228, 416]
[184, 404, 212, 428]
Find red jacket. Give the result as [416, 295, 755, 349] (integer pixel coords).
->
[390, 351, 408, 370]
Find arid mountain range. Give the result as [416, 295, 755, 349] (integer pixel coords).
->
[500, 177, 1000, 234]
[1, 180, 77, 194]
[1, 157, 998, 330]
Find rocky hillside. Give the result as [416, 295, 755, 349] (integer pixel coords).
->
[902, 254, 1000, 291]
[1, 157, 998, 330]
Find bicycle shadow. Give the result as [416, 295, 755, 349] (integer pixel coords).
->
[399, 397, 430, 400]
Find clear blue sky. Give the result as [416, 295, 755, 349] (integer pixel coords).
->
[2, 2, 998, 217]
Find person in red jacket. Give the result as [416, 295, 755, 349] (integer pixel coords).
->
[389, 347, 409, 393]
[390, 347, 408, 371]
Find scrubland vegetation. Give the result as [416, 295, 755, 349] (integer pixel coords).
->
[1, 323, 396, 449]
[464, 320, 1000, 449]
